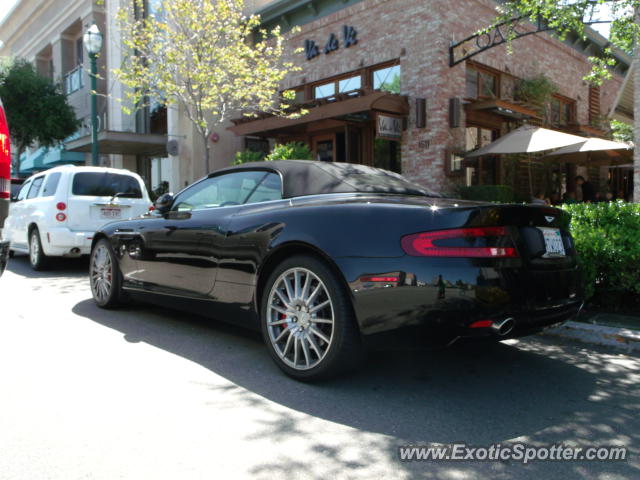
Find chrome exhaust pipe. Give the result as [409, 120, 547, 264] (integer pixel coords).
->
[491, 317, 515, 336]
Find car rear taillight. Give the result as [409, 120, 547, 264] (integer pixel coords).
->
[148, 205, 155, 211]
[56, 202, 66, 210]
[0, 101, 10, 199]
[401, 226, 519, 258]
[56, 212, 67, 222]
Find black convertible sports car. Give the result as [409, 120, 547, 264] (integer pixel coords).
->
[90, 161, 583, 380]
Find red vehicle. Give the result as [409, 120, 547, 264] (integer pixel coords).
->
[0, 98, 11, 276]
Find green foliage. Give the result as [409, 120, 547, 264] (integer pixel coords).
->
[514, 74, 557, 106]
[0, 58, 80, 164]
[610, 119, 633, 143]
[114, 0, 304, 173]
[495, 1, 638, 85]
[458, 185, 514, 203]
[563, 202, 640, 306]
[379, 73, 401, 94]
[265, 142, 312, 161]
[232, 149, 264, 165]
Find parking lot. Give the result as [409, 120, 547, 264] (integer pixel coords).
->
[1, 255, 639, 479]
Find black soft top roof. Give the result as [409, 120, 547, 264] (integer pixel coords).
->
[211, 160, 439, 199]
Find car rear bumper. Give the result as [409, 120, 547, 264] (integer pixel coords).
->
[334, 256, 585, 341]
[0, 239, 9, 276]
[43, 227, 94, 256]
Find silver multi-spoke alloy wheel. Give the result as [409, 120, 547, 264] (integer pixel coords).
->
[29, 231, 40, 267]
[91, 244, 113, 304]
[266, 267, 335, 371]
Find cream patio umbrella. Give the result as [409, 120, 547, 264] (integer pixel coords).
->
[543, 137, 633, 166]
[465, 125, 586, 157]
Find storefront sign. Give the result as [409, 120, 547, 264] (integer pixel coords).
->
[449, 15, 553, 66]
[376, 113, 403, 141]
[305, 25, 358, 60]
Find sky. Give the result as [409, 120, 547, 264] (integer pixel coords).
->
[0, 0, 18, 25]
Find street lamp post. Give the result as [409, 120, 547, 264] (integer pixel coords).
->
[83, 23, 103, 167]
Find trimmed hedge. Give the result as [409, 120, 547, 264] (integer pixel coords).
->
[458, 185, 514, 203]
[563, 202, 640, 307]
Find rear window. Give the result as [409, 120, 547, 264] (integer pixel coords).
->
[42, 172, 61, 197]
[72, 172, 142, 198]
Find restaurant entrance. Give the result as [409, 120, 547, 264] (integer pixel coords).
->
[308, 126, 365, 164]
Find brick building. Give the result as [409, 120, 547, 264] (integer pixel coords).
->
[0, 0, 630, 199]
[231, 0, 630, 199]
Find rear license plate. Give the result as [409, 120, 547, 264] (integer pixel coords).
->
[100, 207, 122, 219]
[538, 227, 565, 257]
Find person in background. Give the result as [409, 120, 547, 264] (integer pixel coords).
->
[550, 192, 562, 206]
[617, 190, 627, 202]
[605, 192, 615, 202]
[594, 191, 603, 203]
[563, 191, 578, 204]
[531, 191, 548, 205]
[575, 176, 596, 203]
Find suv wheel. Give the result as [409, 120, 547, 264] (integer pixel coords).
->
[29, 228, 48, 271]
[261, 255, 363, 381]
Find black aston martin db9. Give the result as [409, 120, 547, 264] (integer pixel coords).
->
[90, 161, 583, 380]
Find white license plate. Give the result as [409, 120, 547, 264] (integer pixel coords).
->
[538, 227, 566, 257]
[100, 207, 122, 219]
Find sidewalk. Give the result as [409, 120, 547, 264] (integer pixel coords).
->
[544, 313, 640, 353]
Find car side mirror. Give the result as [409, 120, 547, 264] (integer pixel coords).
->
[154, 193, 174, 214]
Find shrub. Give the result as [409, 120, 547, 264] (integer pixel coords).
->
[265, 142, 313, 161]
[458, 185, 514, 203]
[563, 202, 640, 307]
[232, 149, 264, 165]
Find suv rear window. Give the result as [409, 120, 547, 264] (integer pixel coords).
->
[42, 172, 61, 197]
[72, 172, 142, 198]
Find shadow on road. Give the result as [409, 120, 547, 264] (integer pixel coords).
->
[71, 296, 640, 478]
[7, 253, 89, 278]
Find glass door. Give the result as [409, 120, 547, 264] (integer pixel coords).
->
[312, 134, 335, 162]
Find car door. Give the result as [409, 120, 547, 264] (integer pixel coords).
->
[5, 178, 31, 247]
[131, 170, 273, 298]
[20, 175, 45, 243]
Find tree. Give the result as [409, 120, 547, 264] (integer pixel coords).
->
[489, 1, 640, 201]
[0, 59, 80, 173]
[115, 0, 303, 174]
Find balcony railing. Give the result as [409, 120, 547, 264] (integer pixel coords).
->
[64, 65, 84, 95]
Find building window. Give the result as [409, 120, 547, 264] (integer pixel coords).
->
[465, 65, 499, 99]
[465, 126, 499, 185]
[373, 65, 400, 94]
[314, 82, 335, 99]
[549, 96, 575, 126]
[75, 37, 84, 65]
[313, 75, 362, 99]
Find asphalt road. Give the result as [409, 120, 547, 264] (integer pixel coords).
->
[1, 254, 639, 480]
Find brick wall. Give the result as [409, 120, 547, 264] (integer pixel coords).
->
[270, 0, 624, 194]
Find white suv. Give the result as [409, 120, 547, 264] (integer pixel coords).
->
[3, 165, 151, 270]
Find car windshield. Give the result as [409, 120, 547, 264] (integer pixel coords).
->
[72, 172, 142, 198]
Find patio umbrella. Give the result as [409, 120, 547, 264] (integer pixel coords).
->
[543, 137, 632, 166]
[465, 125, 586, 157]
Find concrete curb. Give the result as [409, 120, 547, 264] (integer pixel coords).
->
[543, 321, 640, 353]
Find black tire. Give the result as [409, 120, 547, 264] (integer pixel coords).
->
[90, 238, 125, 309]
[28, 228, 48, 271]
[260, 254, 364, 381]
